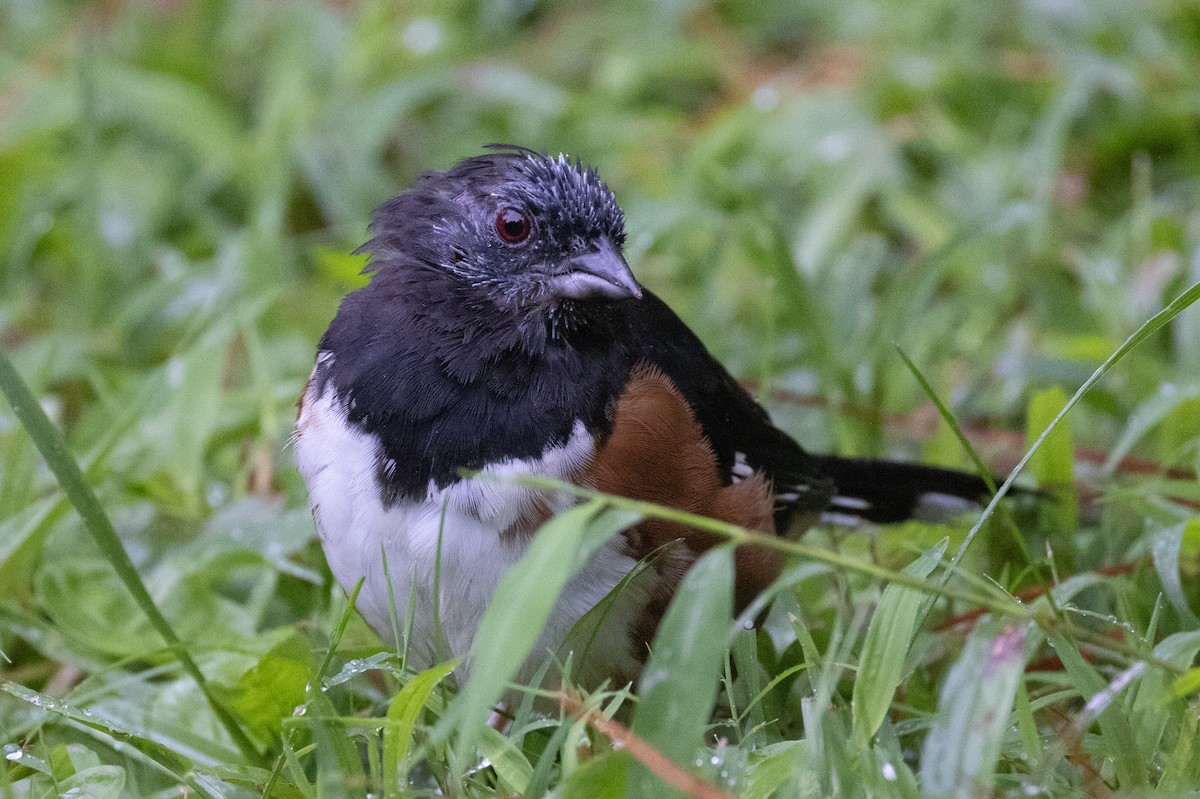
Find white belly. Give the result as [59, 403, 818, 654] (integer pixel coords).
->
[293, 369, 646, 686]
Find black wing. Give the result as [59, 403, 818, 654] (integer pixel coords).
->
[627, 291, 993, 530]
[628, 292, 835, 527]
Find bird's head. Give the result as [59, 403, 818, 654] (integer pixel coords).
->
[361, 146, 641, 320]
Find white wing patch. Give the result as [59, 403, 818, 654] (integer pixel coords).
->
[731, 451, 753, 483]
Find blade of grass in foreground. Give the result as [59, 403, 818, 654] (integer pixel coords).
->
[262, 578, 366, 799]
[629, 546, 734, 799]
[0, 351, 260, 762]
[382, 659, 459, 798]
[851, 539, 946, 747]
[895, 345, 1034, 568]
[921, 620, 1028, 797]
[434, 501, 640, 756]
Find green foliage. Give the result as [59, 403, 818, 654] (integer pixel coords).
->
[851, 539, 945, 747]
[442, 502, 640, 748]
[3, 0, 1200, 796]
[629, 546, 733, 797]
[922, 619, 1029, 798]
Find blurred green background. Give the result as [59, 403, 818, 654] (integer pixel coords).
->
[3, 0, 1200, 796]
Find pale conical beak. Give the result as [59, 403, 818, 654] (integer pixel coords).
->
[547, 236, 642, 301]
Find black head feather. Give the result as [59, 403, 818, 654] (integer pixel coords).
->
[357, 147, 629, 312]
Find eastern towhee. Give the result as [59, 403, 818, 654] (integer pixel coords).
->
[295, 146, 995, 689]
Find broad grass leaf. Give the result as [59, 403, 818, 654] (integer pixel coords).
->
[921, 620, 1028, 798]
[558, 544, 664, 684]
[382, 658, 459, 798]
[1013, 680, 1042, 770]
[445, 501, 639, 746]
[730, 627, 764, 730]
[58, 766, 125, 799]
[35, 559, 154, 659]
[743, 740, 818, 799]
[169, 338, 228, 516]
[0, 681, 222, 796]
[553, 750, 630, 799]
[0, 496, 59, 599]
[224, 633, 311, 744]
[1173, 667, 1200, 697]
[1157, 394, 1200, 464]
[0, 409, 36, 516]
[1158, 701, 1200, 793]
[1126, 630, 1200, 778]
[852, 538, 946, 746]
[193, 764, 308, 799]
[629, 546, 733, 798]
[1102, 384, 1200, 474]
[477, 724, 534, 795]
[1025, 386, 1074, 484]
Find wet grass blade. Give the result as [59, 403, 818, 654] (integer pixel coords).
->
[1, 680, 220, 798]
[382, 659, 459, 797]
[851, 539, 945, 746]
[921, 620, 1028, 797]
[0, 351, 259, 762]
[436, 500, 639, 752]
[1047, 631, 1149, 791]
[629, 546, 734, 798]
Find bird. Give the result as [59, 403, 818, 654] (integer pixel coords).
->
[293, 145, 995, 690]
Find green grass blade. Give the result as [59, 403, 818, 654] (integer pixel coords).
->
[262, 579, 365, 799]
[476, 723, 534, 795]
[1026, 386, 1080, 558]
[895, 346, 997, 492]
[851, 539, 946, 746]
[0, 350, 260, 762]
[382, 659, 459, 797]
[309, 689, 365, 799]
[629, 546, 734, 798]
[921, 620, 1028, 797]
[897, 344, 1035, 574]
[1047, 631, 1149, 791]
[515, 474, 1025, 616]
[1, 680, 220, 798]
[1151, 521, 1200, 628]
[436, 501, 639, 752]
[1157, 703, 1200, 793]
[314, 578, 366, 689]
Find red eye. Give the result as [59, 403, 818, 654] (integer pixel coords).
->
[495, 208, 530, 243]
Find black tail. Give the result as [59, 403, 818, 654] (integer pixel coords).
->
[809, 455, 996, 525]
